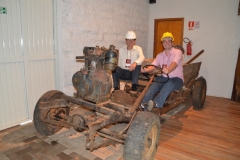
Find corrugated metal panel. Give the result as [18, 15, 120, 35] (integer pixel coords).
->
[28, 59, 56, 117]
[0, 0, 56, 130]
[21, 0, 55, 120]
[21, 0, 54, 56]
[0, 62, 28, 129]
[0, 0, 28, 130]
[0, 0, 22, 58]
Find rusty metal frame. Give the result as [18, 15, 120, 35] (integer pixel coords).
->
[37, 60, 203, 151]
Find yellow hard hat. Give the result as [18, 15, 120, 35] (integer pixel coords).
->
[161, 32, 174, 41]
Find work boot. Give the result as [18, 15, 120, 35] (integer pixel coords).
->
[129, 84, 139, 95]
[114, 87, 119, 90]
[129, 90, 138, 95]
[111, 87, 119, 94]
[132, 84, 137, 91]
[147, 100, 157, 111]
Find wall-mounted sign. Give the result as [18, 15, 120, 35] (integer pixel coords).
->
[195, 21, 200, 29]
[0, 7, 7, 14]
[188, 21, 194, 30]
[188, 21, 200, 30]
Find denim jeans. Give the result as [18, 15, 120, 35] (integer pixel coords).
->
[112, 65, 141, 88]
[142, 76, 183, 108]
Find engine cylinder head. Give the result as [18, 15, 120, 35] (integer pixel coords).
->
[104, 45, 118, 70]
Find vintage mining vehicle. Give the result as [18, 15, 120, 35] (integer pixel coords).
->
[33, 45, 206, 160]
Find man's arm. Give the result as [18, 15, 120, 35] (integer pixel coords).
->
[141, 65, 155, 73]
[130, 46, 145, 71]
[134, 46, 145, 65]
[162, 62, 177, 74]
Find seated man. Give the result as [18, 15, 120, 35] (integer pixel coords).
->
[141, 32, 184, 111]
[112, 31, 145, 91]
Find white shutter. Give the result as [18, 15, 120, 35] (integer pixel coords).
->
[0, 0, 56, 130]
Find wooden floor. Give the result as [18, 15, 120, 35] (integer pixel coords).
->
[0, 96, 239, 160]
[155, 96, 240, 160]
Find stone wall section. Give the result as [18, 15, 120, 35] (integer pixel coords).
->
[61, 0, 149, 95]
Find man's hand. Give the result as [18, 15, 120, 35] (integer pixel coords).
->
[129, 62, 137, 71]
[141, 66, 155, 73]
[162, 68, 169, 74]
[141, 67, 147, 73]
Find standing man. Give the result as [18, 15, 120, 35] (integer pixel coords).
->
[112, 31, 145, 91]
[141, 32, 184, 111]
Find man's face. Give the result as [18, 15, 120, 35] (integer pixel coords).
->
[162, 38, 173, 50]
[125, 39, 136, 48]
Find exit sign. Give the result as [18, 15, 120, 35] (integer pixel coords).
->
[0, 7, 7, 14]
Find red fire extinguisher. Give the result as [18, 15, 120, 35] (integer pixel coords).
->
[183, 37, 193, 55]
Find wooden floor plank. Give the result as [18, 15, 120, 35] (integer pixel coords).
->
[163, 120, 240, 143]
[161, 126, 240, 154]
[155, 96, 240, 160]
[160, 133, 240, 160]
[168, 114, 240, 135]
[155, 146, 197, 160]
[170, 111, 240, 128]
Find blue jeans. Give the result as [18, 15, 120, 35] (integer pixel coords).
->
[112, 65, 141, 88]
[142, 76, 183, 108]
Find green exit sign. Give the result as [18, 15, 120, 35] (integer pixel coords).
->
[0, 7, 7, 14]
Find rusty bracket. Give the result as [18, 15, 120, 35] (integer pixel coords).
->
[129, 75, 155, 113]
[39, 99, 68, 109]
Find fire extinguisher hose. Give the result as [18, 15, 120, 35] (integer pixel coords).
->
[183, 37, 192, 44]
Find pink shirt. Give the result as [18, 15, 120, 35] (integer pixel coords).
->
[152, 47, 184, 81]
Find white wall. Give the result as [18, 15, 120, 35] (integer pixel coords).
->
[59, 0, 240, 98]
[60, 0, 149, 95]
[148, 0, 240, 98]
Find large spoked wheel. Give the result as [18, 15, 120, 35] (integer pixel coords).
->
[34, 90, 65, 136]
[123, 112, 161, 160]
[192, 77, 207, 109]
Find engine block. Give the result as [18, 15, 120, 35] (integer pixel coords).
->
[72, 45, 118, 103]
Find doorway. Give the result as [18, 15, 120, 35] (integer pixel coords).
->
[153, 18, 184, 57]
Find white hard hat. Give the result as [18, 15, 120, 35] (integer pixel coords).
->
[125, 31, 136, 39]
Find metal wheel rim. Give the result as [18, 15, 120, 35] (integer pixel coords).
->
[201, 84, 206, 104]
[143, 124, 158, 159]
